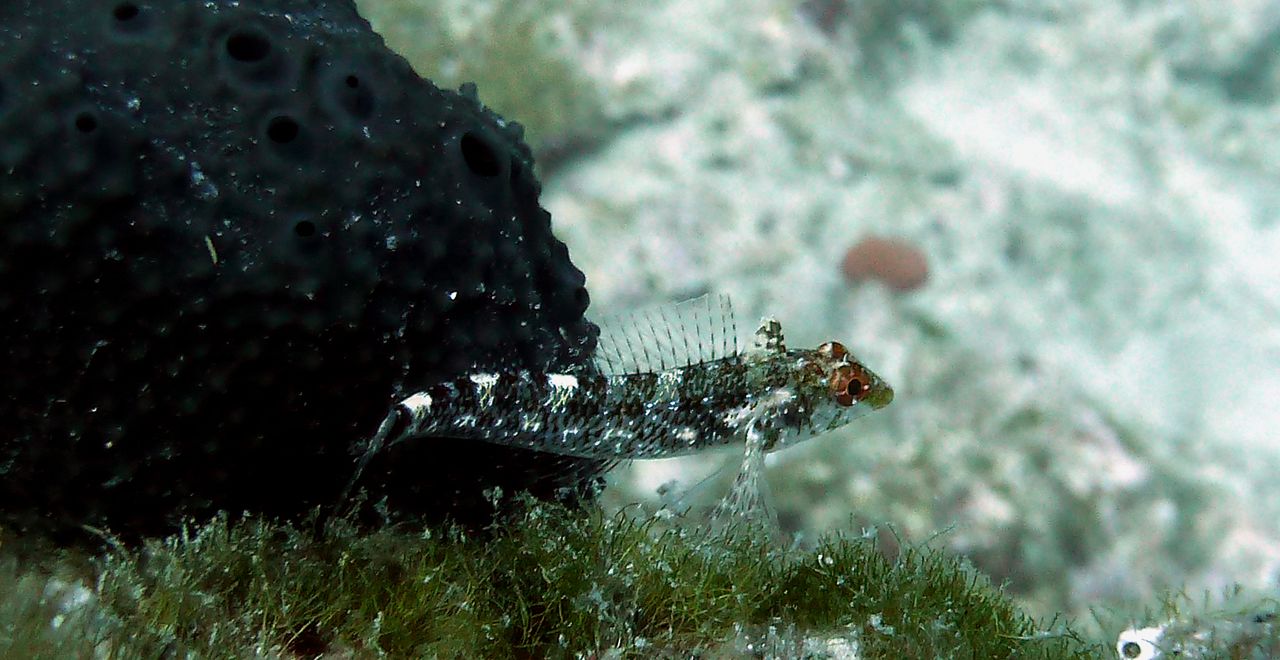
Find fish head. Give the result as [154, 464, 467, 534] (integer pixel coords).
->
[764, 341, 892, 451]
[813, 341, 893, 412]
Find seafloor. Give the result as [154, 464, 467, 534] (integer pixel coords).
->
[366, 0, 1280, 640]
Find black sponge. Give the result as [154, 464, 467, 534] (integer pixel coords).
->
[0, 0, 605, 540]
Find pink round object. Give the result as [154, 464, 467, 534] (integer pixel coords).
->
[841, 235, 929, 292]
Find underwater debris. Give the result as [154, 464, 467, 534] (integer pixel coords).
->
[0, 0, 602, 539]
[1116, 602, 1280, 659]
[841, 234, 929, 292]
[1117, 625, 1164, 659]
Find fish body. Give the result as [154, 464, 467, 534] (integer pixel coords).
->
[369, 297, 893, 462]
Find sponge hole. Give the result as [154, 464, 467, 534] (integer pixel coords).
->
[226, 30, 271, 62]
[112, 3, 139, 21]
[108, 1, 152, 36]
[317, 61, 379, 126]
[339, 73, 374, 118]
[74, 112, 99, 133]
[460, 132, 501, 178]
[218, 21, 297, 91]
[267, 115, 299, 144]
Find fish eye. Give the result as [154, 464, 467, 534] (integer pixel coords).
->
[831, 363, 872, 407]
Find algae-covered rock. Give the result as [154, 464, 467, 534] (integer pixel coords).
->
[0, 501, 1102, 658]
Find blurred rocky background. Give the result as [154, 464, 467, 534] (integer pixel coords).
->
[359, 0, 1280, 627]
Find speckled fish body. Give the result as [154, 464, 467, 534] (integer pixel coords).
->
[372, 295, 893, 461]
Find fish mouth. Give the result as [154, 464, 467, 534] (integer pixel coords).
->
[864, 380, 894, 410]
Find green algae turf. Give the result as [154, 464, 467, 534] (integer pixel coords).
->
[2, 500, 1101, 658]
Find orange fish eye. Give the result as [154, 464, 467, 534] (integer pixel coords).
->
[818, 341, 848, 361]
[830, 363, 872, 407]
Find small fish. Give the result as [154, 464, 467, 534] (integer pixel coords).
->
[354, 295, 892, 519]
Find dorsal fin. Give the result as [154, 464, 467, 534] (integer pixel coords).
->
[591, 293, 739, 376]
